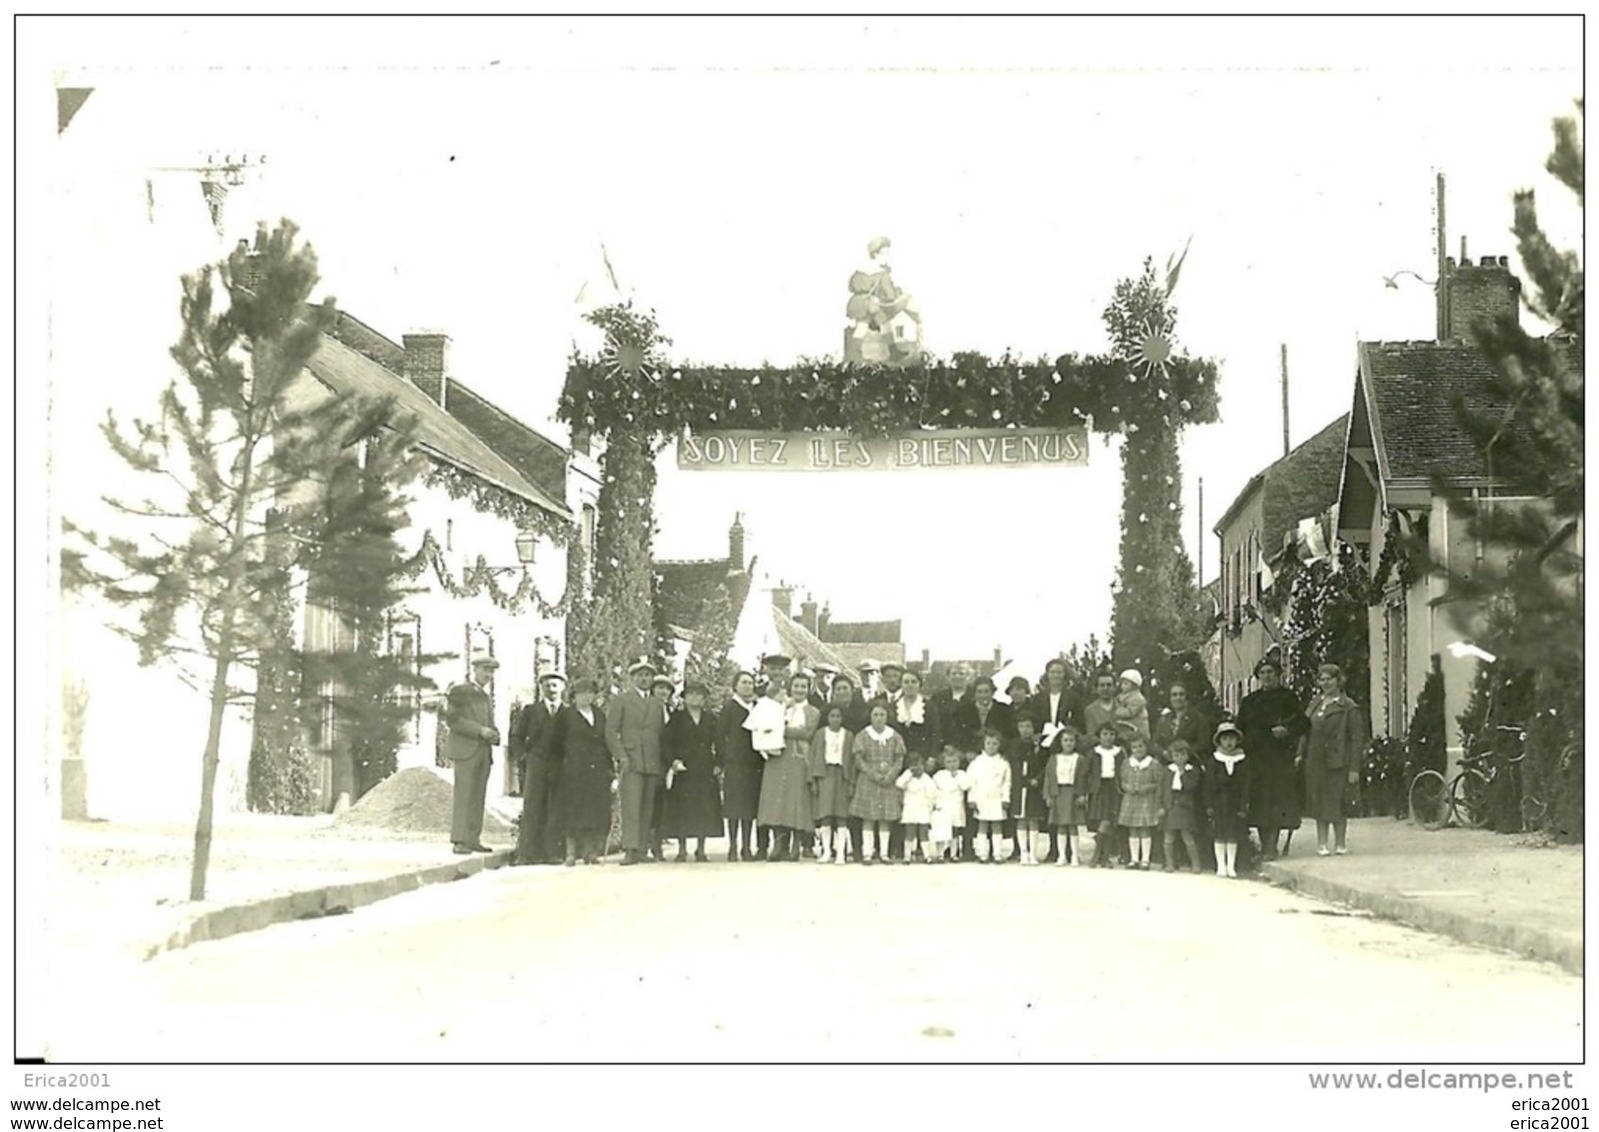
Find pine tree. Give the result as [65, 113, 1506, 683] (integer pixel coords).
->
[1436, 102, 1584, 840]
[66, 221, 400, 897]
[295, 415, 443, 803]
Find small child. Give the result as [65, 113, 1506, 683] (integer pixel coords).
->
[744, 681, 788, 758]
[1113, 669, 1151, 746]
[1084, 722, 1123, 867]
[809, 704, 854, 866]
[895, 759, 937, 864]
[1117, 735, 1162, 870]
[1158, 739, 1203, 873]
[849, 703, 906, 864]
[930, 746, 971, 862]
[1207, 721, 1253, 879]
[1005, 715, 1047, 865]
[965, 729, 1012, 862]
[1042, 723, 1088, 867]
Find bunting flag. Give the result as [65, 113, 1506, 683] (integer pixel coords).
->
[1258, 550, 1276, 592]
[1297, 515, 1330, 564]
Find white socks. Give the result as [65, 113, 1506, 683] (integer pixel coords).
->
[1214, 842, 1239, 877]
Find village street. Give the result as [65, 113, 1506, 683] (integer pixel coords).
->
[46, 854, 1580, 1063]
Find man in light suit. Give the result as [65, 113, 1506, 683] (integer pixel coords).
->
[445, 653, 502, 854]
[605, 659, 667, 866]
[512, 670, 566, 866]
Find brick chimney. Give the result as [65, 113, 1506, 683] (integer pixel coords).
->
[728, 513, 746, 571]
[403, 332, 450, 406]
[993, 646, 1003, 667]
[771, 583, 793, 620]
[232, 225, 269, 293]
[818, 602, 831, 638]
[800, 597, 819, 636]
[1444, 255, 1521, 342]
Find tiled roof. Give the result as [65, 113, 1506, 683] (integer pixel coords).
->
[444, 380, 569, 505]
[304, 334, 568, 518]
[1359, 338, 1581, 483]
[774, 615, 862, 685]
[820, 619, 903, 644]
[828, 641, 908, 671]
[1261, 414, 1347, 555]
[327, 310, 407, 371]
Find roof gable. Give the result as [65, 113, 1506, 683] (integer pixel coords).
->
[305, 334, 568, 518]
[1358, 338, 1581, 483]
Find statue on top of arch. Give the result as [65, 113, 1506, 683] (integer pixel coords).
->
[844, 236, 924, 366]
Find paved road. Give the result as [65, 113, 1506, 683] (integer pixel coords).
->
[48, 858, 1581, 1062]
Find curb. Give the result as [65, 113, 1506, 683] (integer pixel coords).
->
[1261, 862, 1583, 977]
[142, 850, 516, 961]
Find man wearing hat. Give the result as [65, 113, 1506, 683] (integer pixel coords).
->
[512, 670, 567, 866]
[444, 652, 503, 854]
[809, 663, 837, 713]
[605, 658, 668, 865]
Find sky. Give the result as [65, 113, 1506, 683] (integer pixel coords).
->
[25, 15, 1584, 664]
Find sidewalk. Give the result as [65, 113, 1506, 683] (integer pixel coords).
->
[1260, 817, 1582, 975]
[44, 812, 517, 965]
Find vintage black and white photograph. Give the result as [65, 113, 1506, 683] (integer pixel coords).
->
[15, 12, 1585, 1109]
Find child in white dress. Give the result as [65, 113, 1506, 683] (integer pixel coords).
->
[744, 683, 787, 758]
[895, 760, 938, 863]
[965, 729, 1013, 862]
[930, 746, 971, 862]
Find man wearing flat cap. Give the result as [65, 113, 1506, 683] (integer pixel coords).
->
[605, 658, 667, 865]
[445, 653, 502, 854]
[513, 670, 566, 866]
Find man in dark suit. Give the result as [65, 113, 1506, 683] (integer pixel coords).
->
[512, 671, 566, 866]
[605, 659, 667, 866]
[445, 653, 502, 854]
[1029, 657, 1087, 861]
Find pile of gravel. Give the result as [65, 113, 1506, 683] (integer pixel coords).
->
[333, 766, 517, 839]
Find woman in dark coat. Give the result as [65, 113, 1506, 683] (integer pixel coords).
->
[717, 671, 763, 862]
[660, 682, 725, 861]
[1303, 663, 1368, 857]
[549, 678, 613, 866]
[1239, 657, 1309, 859]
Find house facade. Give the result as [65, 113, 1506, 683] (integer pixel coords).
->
[1334, 253, 1581, 773]
[1208, 414, 1349, 713]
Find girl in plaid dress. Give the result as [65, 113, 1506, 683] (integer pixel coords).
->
[849, 703, 906, 864]
[1117, 735, 1162, 870]
[1084, 722, 1124, 867]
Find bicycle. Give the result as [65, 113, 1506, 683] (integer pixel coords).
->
[1408, 726, 1530, 831]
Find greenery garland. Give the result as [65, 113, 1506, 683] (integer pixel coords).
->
[559, 261, 1223, 676]
[397, 529, 572, 618]
[421, 462, 572, 547]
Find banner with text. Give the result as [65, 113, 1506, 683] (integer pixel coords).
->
[677, 427, 1090, 472]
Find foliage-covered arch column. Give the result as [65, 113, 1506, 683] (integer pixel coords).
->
[559, 261, 1220, 684]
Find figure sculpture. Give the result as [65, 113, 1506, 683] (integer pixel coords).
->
[844, 237, 924, 365]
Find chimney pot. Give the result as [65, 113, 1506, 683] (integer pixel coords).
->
[402, 332, 450, 407]
[800, 598, 819, 636]
[1481, 255, 1498, 267]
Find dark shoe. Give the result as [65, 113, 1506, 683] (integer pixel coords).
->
[621, 851, 641, 866]
[469, 843, 494, 853]
[673, 850, 687, 863]
[740, 847, 754, 862]
[752, 848, 768, 861]
[695, 849, 708, 862]
[583, 855, 600, 865]
[563, 856, 577, 868]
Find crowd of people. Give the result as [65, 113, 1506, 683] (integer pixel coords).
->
[456, 651, 1368, 873]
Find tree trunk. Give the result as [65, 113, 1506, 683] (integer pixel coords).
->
[190, 637, 234, 901]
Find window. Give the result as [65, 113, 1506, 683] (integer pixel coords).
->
[1385, 601, 1408, 737]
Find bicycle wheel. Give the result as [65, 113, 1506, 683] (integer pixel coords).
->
[1450, 769, 1491, 830]
[1409, 770, 1449, 830]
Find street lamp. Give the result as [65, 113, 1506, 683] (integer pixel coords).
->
[1383, 269, 1437, 290]
[469, 531, 538, 581]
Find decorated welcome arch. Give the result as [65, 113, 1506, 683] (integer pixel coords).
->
[558, 258, 1222, 688]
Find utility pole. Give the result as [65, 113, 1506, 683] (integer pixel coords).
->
[1436, 172, 1449, 340]
[1280, 343, 1290, 457]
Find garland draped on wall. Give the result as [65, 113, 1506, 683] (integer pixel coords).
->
[397, 529, 571, 618]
